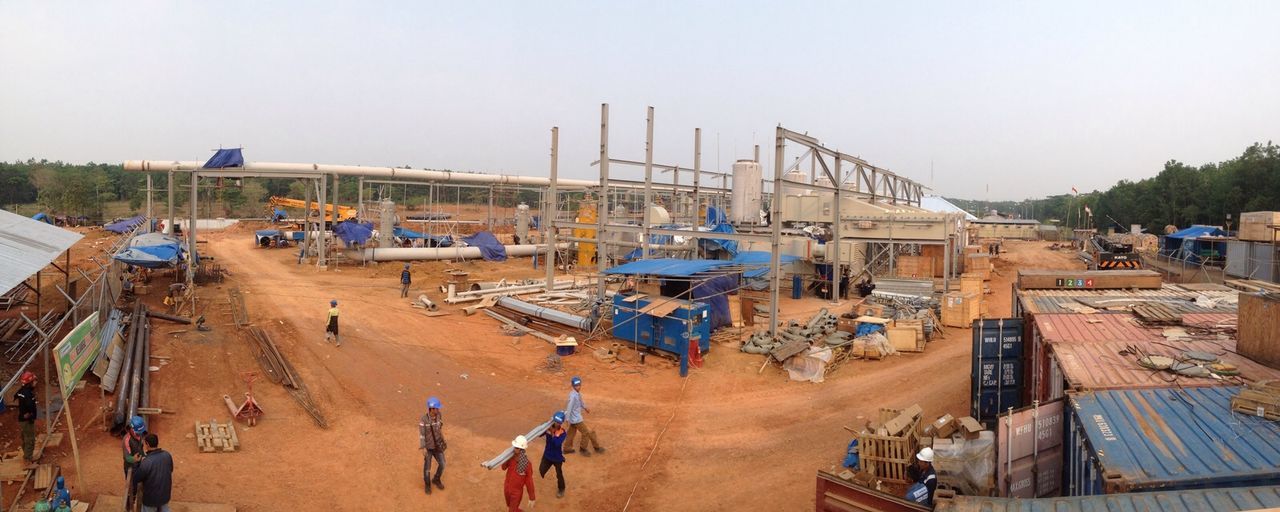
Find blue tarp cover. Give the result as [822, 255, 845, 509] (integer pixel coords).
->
[700, 223, 740, 256]
[203, 148, 244, 169]
[104, 215, 146, 234]
[461, 231, 507, 261]
[394, 227, 453, 247]
[691, 273, 736, 330]
[129, 232, 182, 248]
[114, 245, 181, 268]
[32, 212, 51, 224]
[255, 229, 282, 238]
[332, 220, 374, 246]
[705, 206, 727, 226]
[605, 258, 734, 277]
[733, 251, 800, 278]
[1165, 225, 1226, 239]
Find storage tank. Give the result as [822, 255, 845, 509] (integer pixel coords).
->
[515, 203, 530, 243]
[730, 159, 763, 224]
[781, 169, 807, 197]
[378, 200, 396, 247]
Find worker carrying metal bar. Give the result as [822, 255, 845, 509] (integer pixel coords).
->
[16, 371, 37, 462]
[562, 376, 605, 456]
[325, 300, 341, 347]
[400, 263, 413, 298]
[419, 396, 446, 495]
[539, 411, 568, 499]
[502, 435, 536, 511]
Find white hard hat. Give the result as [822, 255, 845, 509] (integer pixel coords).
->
[917, 447, 934, 463]
[512, 435, 528, 450]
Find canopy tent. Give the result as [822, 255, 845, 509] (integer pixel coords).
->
[461, 231, 506, 261]
[104, 215, 146, 234]
[1161, 225, 1228, 264]
[393, 226, 453, 247]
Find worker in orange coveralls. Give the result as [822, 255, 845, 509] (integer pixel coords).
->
[502, 435, 537, 511]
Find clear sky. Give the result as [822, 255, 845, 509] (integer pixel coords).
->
[2, 1, 1277, 200]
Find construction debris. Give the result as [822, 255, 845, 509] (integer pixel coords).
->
[244, 326, 326, 428]
[1231, 380, 1280, 420]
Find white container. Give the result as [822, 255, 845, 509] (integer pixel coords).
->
[731, 159, 763, 224]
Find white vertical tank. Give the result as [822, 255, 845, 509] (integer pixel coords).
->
[515, 203, 530, 243]
[782, 169, 807, 197]
[730, 159, 762, 224]
[378, 200, 396, 247]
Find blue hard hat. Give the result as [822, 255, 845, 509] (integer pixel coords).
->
[56, 475, 65, 489]
[571, 376, 582, 386]
[330, 300, 338, 306]
[427, 396, 441, 409]
[130, 415, 146, 434]
[553, 411, 566, 424]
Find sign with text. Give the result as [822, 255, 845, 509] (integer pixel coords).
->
[55, 312, 100, 397]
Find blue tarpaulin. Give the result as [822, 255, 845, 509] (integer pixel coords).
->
[255, 229, 282, 238]
[1161, 225, 1228, 263]
[203, 148, 244, 169]
[271, 208, 287, 222]
[393, 226, 454, 247]
[691, 273, 736, 330]
[605, 258, 734, 277]
[114, 232, 183, 268]
[332, 220, 374, 246]
[104, 215, 146, 234]
[32, 212, 52, 224]
[623, 233, 676, 260]
[705, 206, 727, 226]
[732, 251, 800, 278]
[461, 231, 507, 261]
[699, 223, 740, 257]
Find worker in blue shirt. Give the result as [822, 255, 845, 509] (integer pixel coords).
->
[906, 447, 937, 507]
[562, 376, 605, 456]
[400, 264, 412, 298]
[540, 411, 569, 498]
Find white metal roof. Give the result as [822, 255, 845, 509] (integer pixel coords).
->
[920, 195, 978, 220]
[0, 209, 84, 295]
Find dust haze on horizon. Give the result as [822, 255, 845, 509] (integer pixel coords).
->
[1, 1, 1277, 201]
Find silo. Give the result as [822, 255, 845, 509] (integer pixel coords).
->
[730, 159, 763, 224]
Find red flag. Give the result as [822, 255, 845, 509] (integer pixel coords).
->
[1071, 187, 1078, 194]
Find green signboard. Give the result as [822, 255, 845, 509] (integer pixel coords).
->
[55, 312, 99, 397]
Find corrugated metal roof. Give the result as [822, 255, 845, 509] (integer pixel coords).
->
[1035, 313, 1165, 343]
[1051, 338, 1278, 391]
[936, 485, 1280, 512]
[1022, 296, 1236, 315]
[1181, 312, 1239, 328]
[1071, 386, 1280, 491]
[920, 195, 978, 221]
[0, 208, 83, 295]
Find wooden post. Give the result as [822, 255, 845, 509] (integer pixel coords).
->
[56, 373, 86, 491]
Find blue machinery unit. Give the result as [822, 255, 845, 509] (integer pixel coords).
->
[611, 294, 711, 358]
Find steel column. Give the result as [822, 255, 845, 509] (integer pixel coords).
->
[693, 128, 702, 229]
[596, 104, 610, 298]
[769, 126, 784, 336]
[642, 106, 655, 260]
[546, 127, 558, 289]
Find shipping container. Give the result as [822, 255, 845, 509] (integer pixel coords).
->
[995, 399, 1065, 498]
[971, 318, 1024, 426]
[1027, 313, 1164, 403]
[1065, 386, 1280, 495]
[936, 485, 1280, 512]
[1050, 338, 1280, 393]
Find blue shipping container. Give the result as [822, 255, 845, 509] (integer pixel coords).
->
[1066, 386, 1280, 495]
[971, 317, 1025, 426]
[936, 485, 1280, 512]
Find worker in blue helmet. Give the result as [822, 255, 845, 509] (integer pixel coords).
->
[563, 376, 605, 456]
[418, 396, 446, 494]
[324, 300, 341, 347]
[540, 411, 569, 498]
[400, 263, 413, 298]
[122, 415, 147, 477]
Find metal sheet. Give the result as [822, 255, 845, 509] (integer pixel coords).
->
[1002, 445, 1063, 498]
[0, 208, 84, 295]
[873, 277, 935, 298]
[1068, 386, 1280, 494]
[936, 485, 1280, 512]
[1050, 337, 1279, 391]
[1180, 312, 1237, 328]
[1034, 313, 1164, 343]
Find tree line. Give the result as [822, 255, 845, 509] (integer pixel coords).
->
[948, 142, 1280, 233]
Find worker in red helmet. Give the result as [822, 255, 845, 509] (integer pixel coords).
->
[15, 371, 37, 462]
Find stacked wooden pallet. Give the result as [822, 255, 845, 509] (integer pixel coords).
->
[195, 420, 240, 453]
[1232, 381, 1280, 421]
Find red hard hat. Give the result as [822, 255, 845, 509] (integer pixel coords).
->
[20, 372, 36, 384]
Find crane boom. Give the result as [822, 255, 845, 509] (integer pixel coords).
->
[267, 196, 358, 222]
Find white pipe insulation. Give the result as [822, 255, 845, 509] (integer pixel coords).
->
[350, 243, 569, 262]
[124, 160, 598, 188]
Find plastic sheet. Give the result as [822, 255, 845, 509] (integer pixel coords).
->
[784, 346, 834, 383]
[933, 431, 995, 495]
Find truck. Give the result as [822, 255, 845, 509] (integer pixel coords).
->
[1086, 235, 1142, 270]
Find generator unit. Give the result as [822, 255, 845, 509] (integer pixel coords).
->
[611, 294, 711, 357]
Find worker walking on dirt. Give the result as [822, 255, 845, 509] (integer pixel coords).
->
[131, 433, 174, 512]
[324, 300, 341, 347]
[562, 376, 605, 456]
[906, 447, 937, 507]
[539, 411, 568, 498]
[16, 371, 37, 462]
[123, 415, 147, 478]
[502, 435, 536, 511]
[419, 396, 446, 494]
[400, 264, 413, 298]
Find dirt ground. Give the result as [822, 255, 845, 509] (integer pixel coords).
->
[8, 235, 1085, 511]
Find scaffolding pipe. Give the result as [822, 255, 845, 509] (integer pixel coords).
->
[494, 296, 593, 331]
[125, 160, 599, 188]
[352, 244, 567, 262]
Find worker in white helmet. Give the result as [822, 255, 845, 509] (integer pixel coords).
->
[906, 446, 937, 506]
[502, 435, 536, 511]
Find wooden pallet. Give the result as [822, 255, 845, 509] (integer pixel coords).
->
[1232, 388, 1280, 421]
[33, 464, 53, 490]
[195, 420, 240, 453]
[858, 408, 921, 483]
[1132, 303, 1182, 324]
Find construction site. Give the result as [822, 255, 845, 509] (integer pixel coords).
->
[0, 103, 1278, 512]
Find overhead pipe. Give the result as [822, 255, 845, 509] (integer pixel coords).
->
[351, 243, 568, 262]
[494, 296, 593, 331]
[125, 160, 599, 188]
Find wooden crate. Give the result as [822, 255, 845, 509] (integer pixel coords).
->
[1239, 211, 1280, 242]
[887, 327, 923, 353]
[1239, 292, 1280, 370]
[965, 254, 992, 281]
[894, 318, 925, 343]
[896, 255, 935, 279]
[942, 292, 980, 328]
[859, 408, 921, 483]
[960, 273, 984, 296]
[921, 244, 946, 277]
[1231, 388, 1280, 420]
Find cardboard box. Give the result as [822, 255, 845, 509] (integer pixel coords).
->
[956, 416, 984, 440]
[925, 414, 957, 438]
[882, 404, 923, 436]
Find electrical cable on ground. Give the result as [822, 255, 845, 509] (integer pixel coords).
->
[621, 374, 692, 512]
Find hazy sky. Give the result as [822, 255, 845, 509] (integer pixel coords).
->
[2, 2, 1277, 200]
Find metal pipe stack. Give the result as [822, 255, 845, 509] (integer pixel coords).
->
[112, 304, 152, 431]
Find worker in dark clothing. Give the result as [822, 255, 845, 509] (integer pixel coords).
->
[540, 411, 568, 498]
[906, 447, 937, 507]
[131, 433, 174, 512]
[419, 396, 446, 494]
[857, 278, 876, 298]
[400, 263, 412, 298]
[123, 415, 147, 478]
[839, 267, 851, 300]
[325, 300, 341, 347]
[16, 371, 37, 462]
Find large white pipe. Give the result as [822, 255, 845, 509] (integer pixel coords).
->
[125, 160, 598, 188]
[352, 243, 568, 262]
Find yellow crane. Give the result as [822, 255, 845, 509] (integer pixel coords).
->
[267, 196, 358, 222]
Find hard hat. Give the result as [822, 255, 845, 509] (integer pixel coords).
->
[131, 415, 147, 434]
[56, 475, 65, 489]
[330, 300, 338, 306]
[404, 263, 410, 269]
[571, 376, 582, 386]
[20, 371, 36, 384]
[917, 447, 934, 463]
[553, 411, 566, 424]
[427, 396, 441, 409]
[512, 435, 528, 450]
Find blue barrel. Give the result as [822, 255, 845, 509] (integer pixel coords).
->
[792, 274, 802, 299]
